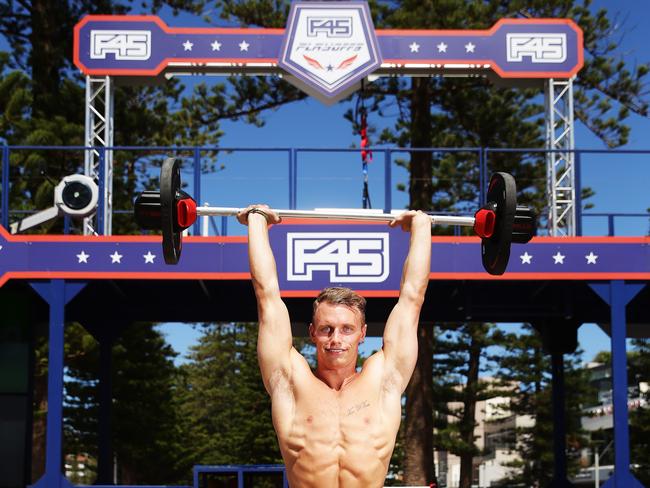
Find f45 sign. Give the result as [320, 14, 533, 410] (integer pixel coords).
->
[287, 232, 390, 283]
[90, 30, 151, 60]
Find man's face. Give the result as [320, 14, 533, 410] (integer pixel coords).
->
[309, 302, 367, 369]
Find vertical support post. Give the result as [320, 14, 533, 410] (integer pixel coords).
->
[96, 337, 113, 484]
[2, 145, 9, 229]
[83, 75, 114, 236]
[29, 280, 86, 488]
[290, 148, 297, 209]
[551, 352, 569, 484]
[97, 147, 106, 235]
[574, 151, 582, 236]
[544, 77, 576, 236]
[193, 147, 202, 236]
[384, 149, 392, 213]
[221, 216, 228, 236]
[589, 280, 646, 488]
[478, 148, 485, 206]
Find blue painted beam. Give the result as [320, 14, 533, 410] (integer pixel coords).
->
[589, 280, 646, 488]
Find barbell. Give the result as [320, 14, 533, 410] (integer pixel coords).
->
[134, 157, 536, 275]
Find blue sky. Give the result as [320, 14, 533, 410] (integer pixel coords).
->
[156, 0, 650, 366]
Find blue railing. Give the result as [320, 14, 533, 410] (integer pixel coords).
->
[1, 145, 648, 236]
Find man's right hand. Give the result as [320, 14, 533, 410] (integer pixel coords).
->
[388, 210, 430, 232]
[237, 204, 282, 226]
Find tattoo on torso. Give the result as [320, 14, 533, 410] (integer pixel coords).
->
[345, 400, 370, 417]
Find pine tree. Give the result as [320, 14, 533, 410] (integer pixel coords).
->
[63, 322, 187, 484]
[432, 323, 504, 488]
[178, 323, 283, 466]
[492, 324, 593, 486]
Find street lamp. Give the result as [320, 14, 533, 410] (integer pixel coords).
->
[594, 440, 613, 487]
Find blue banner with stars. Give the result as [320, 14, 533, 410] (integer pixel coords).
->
[74, 15, 583, 80]
[0, 225, 647, 296]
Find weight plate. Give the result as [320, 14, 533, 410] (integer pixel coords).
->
[481, 172, 516, 275]
[160, 157, 183, 265]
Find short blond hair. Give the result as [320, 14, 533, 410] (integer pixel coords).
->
[313, 287, 366, 324]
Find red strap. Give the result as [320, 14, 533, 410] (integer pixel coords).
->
[176, 198, 197, 229]
[474, 208, 496, 238]
[360, 112, 372, 164]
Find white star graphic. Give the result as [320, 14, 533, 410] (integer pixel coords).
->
[76, 251, 89, 264]
[585, 252, 598, 264]
[0, 245, 3, 252]
[110, 251, 123, 264]
[183, 40, 193, 51]
[520, 252, 533, 264]
[436, 42, 448, 53]
[239, 40, 249, 51]
[211, 40, 222, 51]
[143, 251, 156, 264]
[465, 42, 476, 53]
[409, 42, 420, 53]
[552, 252, 566, 264]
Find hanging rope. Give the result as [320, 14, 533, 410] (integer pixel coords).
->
[356, 88, 372, 209]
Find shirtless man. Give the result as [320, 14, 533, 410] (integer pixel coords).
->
[237, 205, 432, 488]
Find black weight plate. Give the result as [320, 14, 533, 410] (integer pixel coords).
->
[161, 157, 183, 265]
[481, 172, 517, 275]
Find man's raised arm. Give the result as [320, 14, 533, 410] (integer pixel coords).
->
[382, 211, 432, 392]
[237, 205, 293, 394]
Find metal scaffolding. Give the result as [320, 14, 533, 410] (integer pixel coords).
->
[545, 77, 576, 237]
[84, 75, 114, 235]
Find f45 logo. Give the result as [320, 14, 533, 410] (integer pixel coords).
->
[506, 33, 566, 63]
[287, 232, 389, 283]
[307, 17, 353, 38]
[90, 30, 151, 60]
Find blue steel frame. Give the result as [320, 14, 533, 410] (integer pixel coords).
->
[0, 145, 647, 487]
[2, 145, 649, 237]
[193, 464, 288, 488]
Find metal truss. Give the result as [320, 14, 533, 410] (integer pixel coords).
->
[544, 77, 576, 237]
[84, 75, 114, 235]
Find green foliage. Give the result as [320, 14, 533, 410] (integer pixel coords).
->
[176, 323, 282, 466]
[63, 323, 186, 484]
[492, 324, 593, 486]
[433, 323, 503, 459]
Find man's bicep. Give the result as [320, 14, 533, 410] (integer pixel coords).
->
[257, 299, 294, 387]
[382, 300, 420, 389]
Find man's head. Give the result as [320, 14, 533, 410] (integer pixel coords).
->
[309, 287, 367, 369]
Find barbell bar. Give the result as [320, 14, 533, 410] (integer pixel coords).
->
[134, 157, 536, 274]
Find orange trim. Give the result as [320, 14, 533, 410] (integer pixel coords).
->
[0, 270, 251, 283]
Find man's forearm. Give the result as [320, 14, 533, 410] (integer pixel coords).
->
[400, 216, 432, 300]
[248, 214, 281, 298]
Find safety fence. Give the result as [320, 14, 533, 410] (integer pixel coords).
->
[1, 145, 648, 237]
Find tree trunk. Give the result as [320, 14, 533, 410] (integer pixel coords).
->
[31, 367, 47, 482]
[408, 78, 434, 209]
[404, 324, 435, 485]
[403, 77, 435, 485]
[29, 0, 69, 116]
[459, 325, 481, 488]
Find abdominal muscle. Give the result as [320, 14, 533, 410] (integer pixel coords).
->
[271, 355, 401, 488]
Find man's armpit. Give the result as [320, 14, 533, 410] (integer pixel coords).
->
[382, 367, 404, 395]
[267, 368, 292, 395]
